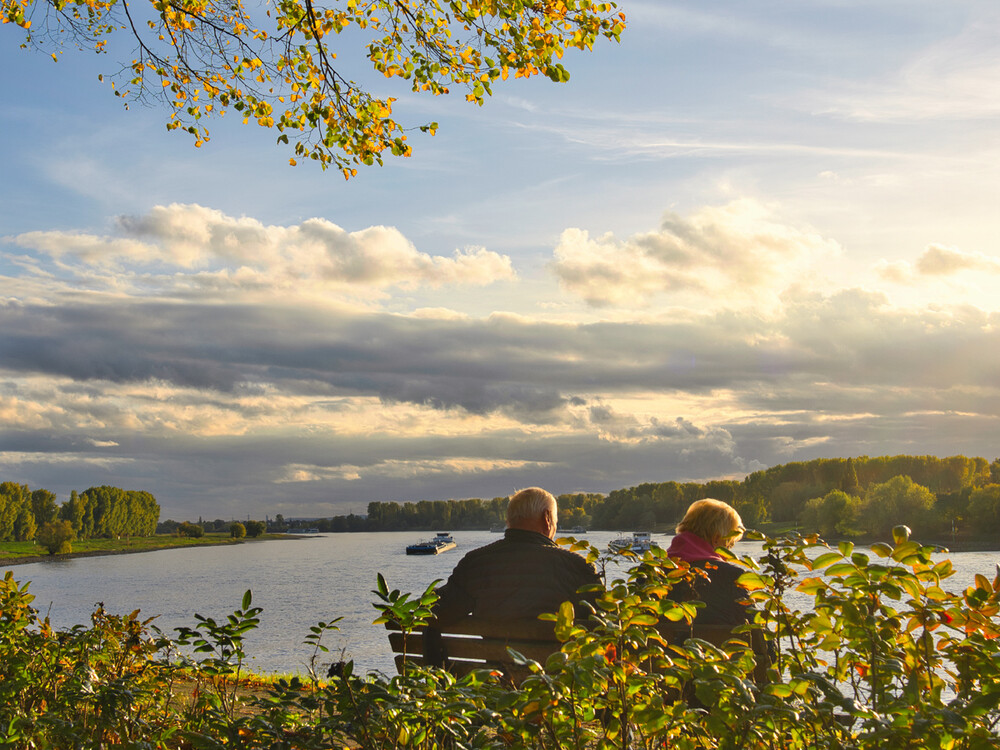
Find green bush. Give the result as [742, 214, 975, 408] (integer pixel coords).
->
[230, 521, 247, 538]
[36, 519, 74, 554]
[1, 531, 999, 749]
[176, 520, 204, 538]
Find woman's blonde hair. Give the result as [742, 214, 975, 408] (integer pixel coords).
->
[675, 499, 744, 548]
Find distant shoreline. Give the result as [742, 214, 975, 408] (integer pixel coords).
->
[2, 531, 995, 571]
[0, 534, 308, 570]
[0, 546, 181, 568]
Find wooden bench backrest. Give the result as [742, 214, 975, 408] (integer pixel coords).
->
[385, 617, 758, 682]
[385, 617, 561, 679]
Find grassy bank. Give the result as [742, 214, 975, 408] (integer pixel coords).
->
[0, 532, 296, 567]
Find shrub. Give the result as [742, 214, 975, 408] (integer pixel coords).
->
[177, 521, 204, 538]
[230, 522, 246, 539]
[0, 531, 998, 749]
[36, 519, 74, 554]
[244, 520, 266, 537]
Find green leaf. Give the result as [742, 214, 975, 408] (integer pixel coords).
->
[810, 552, 844, 570]
[629, 613, 659, 626]
[737, 571, 767, 591]
[797, 577, 827, 595]
[825, 563, 857, 577]
[870, 542, 893, 558]
[890, 541, 922, 562]
[241, 590, 253, 610]
[925, 585, 949, 601]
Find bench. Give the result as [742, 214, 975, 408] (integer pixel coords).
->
[385, 617, 562, 681]
[385, 617, 768, 683]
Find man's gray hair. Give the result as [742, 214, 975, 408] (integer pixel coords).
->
[506, 487, 556, 527]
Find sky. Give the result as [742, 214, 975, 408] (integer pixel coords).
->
[1, 1, 999, 522]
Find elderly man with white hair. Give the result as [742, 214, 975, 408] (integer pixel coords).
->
[424, 487, 601, 662]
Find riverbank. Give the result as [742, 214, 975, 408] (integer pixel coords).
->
[0, 533, 302, 569]
[4, 529, 996, 571]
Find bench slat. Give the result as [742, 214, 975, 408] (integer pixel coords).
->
[388, 630, 559, 663]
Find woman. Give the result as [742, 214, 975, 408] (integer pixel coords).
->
[665, 499, 773, 683]
[666, 498, 750, 627]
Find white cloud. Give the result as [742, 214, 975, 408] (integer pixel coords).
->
[551, 199, 841, 307]
[915, 244, 1000, 276]
[0, 451, 133, 469]
[876, 244, 1000, 285]
[276, 457, 547, 483]
[6, 232, 162, 265]
[874, 259, 915, 285]
[6, 203, 516, 293]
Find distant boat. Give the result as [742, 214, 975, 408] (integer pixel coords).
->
[563, 526, 588, 535]
[490, 524, 505, 533]
[609, 531, 656, 553]
[406, 532, 457, 555]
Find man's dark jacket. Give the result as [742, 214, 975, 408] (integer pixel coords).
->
[429, 528, 602, 628]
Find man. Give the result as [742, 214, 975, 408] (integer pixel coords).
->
[424, 487, 601, 662]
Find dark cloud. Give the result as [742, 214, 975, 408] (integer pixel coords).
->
[2, 293, 999, 414]
[2, 287, 999, 518]
[0, 420, 755, 519]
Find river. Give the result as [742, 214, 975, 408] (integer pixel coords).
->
[5, 531, 999, 677]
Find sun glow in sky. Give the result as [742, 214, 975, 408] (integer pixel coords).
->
[2, 0, 999, 520]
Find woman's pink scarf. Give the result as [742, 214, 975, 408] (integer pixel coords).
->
[666, 530, 723, 562]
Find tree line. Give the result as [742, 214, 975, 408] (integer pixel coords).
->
[157, 518, 268, 539]
[313, 454, 1000, 541]
[0, 482, 159, 543]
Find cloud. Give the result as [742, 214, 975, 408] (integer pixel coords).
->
[276, 457, 547, 483]
[2, 285, 997, 517]
[3, 283, 1000, 425]
[551, 199, 841, 307]
[3, 200, 1000, 519]
[876, 244, 1000, 283]
[807, 11, 1000, 122]
[0, 451, 134, 470]
[587, 403, 729, 447]
[5, 203, 516, 292]
[915, 244, 1000, 276]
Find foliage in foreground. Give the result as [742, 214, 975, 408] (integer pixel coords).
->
[2, 0, 625, 175]
[1, 529, 999, 748]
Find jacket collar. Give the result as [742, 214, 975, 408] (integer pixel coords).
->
[503, 527, 557, 546]
[666, 531, 724, 562]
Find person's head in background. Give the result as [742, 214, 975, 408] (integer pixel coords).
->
[675, 499, 744, 549]
[507, 487, 558, 539]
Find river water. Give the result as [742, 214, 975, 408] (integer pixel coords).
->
[5, 531, 999, 677]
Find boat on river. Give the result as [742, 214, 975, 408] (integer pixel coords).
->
[406, 532, 457, 555]
[609, 531, 656, 553]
